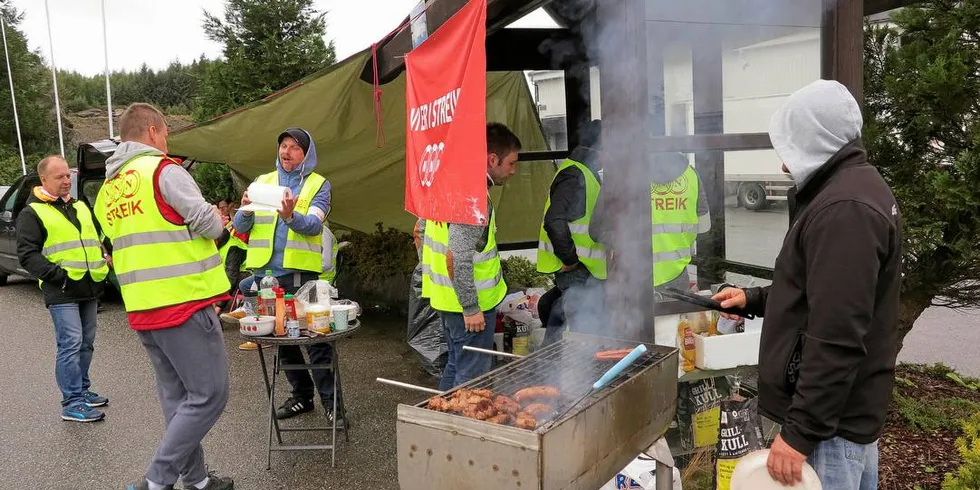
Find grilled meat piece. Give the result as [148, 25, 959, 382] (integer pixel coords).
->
[514, 386, 560, 405]
[487, 413, 512, 425]
[522, 403, 554, 419]
[515, 411, 537, 430]
[460, 401, 496, 420]
[493, 395, 522, 415]
[470, 388, 494, 398]
[426, 396, 450, 412]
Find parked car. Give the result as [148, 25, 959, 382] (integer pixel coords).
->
[0, 139, 118, 285]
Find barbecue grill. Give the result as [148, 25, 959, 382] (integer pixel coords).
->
[396, 332, 678, 490]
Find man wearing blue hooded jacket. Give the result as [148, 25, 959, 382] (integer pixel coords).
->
[233, 127, 344, 425]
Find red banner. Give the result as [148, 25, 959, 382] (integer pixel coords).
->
[404, 0, 488, 225]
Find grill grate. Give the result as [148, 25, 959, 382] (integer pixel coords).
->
[430, 334, 672, 429]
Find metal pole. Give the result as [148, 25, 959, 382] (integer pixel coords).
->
[375, 377, 443, 395]
[44, 0, 65, 157]
[100, 0, 113, 138]
[0, 15, 26, 175]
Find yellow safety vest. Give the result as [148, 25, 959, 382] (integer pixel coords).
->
[536, 159, 606, 279]
[29, 200, 109, 283]
[318, 226, 339, 283]
[651, 166, 700, 287]
[94, 154, 229, 311]
[244, 171, 325, 274]
[218, 224, 248, 273]
[421, 210, 507, 313]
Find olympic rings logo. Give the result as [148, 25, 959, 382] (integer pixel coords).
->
[419, 142, 445, 187]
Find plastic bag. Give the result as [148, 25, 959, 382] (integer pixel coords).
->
[598, 454, 683, 490]
[714, 385, 765, 490]
[294, 279, 337, 329]
[674, 377, 731, 452]
[407, 263, 447, 377]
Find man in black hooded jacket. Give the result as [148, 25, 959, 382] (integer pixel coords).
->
[713, 80, 902, 489]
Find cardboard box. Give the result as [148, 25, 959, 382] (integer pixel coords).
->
[694, 330, 761, 370]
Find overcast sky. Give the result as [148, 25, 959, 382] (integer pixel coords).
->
[7, 0, 557, 76]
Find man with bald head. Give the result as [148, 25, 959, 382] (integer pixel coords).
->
[17, 155, 111, 423]
[95, 103, 234, 490]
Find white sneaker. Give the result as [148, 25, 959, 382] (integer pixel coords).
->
[220, 304, 254, 322]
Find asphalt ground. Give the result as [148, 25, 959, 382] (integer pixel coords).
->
[0, 276, 435, 490]
[1, 206, 976, 490]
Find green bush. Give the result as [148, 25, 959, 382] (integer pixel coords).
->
[191, 162, 235, 203]
[340, 222, 417, 286]
[501, 255, 552, 292]
[894, 388, 980, 432]
[943, 412, 980, 489]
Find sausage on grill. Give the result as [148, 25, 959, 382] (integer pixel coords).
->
[514, 386, 560, 405]
[522, 403, 555, 419]
[594, 349, 634, 362]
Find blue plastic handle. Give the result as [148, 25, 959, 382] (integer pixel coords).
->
[592, 344, 648, 390]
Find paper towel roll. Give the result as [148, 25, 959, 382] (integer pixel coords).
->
[246, 183, 293, 211]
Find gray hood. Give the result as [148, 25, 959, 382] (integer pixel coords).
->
[769, 80, 863, 188]
[104, 141, 164, 178]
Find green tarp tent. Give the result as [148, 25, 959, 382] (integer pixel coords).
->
[168, 50, 554, 244]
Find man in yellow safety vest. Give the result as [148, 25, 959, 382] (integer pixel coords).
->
[16, 155, 111, 423]
[231, 128, 344, 426]
[420, 123, 522, 391]
[592, 151, 711, 291]
[536, 120, 605, 344]
[95, 103, 234, 490]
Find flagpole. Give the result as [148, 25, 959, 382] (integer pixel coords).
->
[0, 14, 26, 175]
[44, 0, 65, 157]
[100, 0, 113, 139]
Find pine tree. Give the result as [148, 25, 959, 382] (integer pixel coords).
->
[193, 0, 337, 122]
[0, 2, 60, 182]
[864, 1, 980, 348]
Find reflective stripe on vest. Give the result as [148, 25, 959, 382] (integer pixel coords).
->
[536, 159, 606, 279]
[651, 166, 700, 287]
[421, 211, 507, 313]
[29, 201, 109, 283]
[94, 154, 229, 311]
[244, 171, 325, 273]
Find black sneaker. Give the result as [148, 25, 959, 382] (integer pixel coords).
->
[186, 472, 234, 490]
[325, 408, 346, 430]
[275, 396, 314, 420]
[125, 479, 173, 490]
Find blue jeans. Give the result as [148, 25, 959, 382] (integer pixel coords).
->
[49, 300, 98, 408]
[808, 437, 879, 490]
[438, 310, 497, 391]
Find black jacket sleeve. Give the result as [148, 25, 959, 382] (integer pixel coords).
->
[542, 167, 587, 266]
[780, 201, 889, 456]
[16, 207, 66, 285]
[743, 286, 770, 318]
[214, 228, 231, 250]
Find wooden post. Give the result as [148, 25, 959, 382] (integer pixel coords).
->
[822, 0, 864, 103]
[598, 0, 656, 341]
[564, 61, 591, 150]
[693, 38, 726, 288]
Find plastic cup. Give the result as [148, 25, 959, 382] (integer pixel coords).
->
[331, 304, 355, 331]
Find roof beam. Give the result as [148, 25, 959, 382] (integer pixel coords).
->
[362, 0, 554, 83]
[486, 27, 578, 71]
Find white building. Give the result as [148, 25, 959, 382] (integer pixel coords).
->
[526, 13, 892, 208]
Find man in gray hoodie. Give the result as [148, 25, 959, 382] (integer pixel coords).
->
[96, 103, 233, 490]
[713, 80, 902, 489]
[420, 123, 522, 391]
